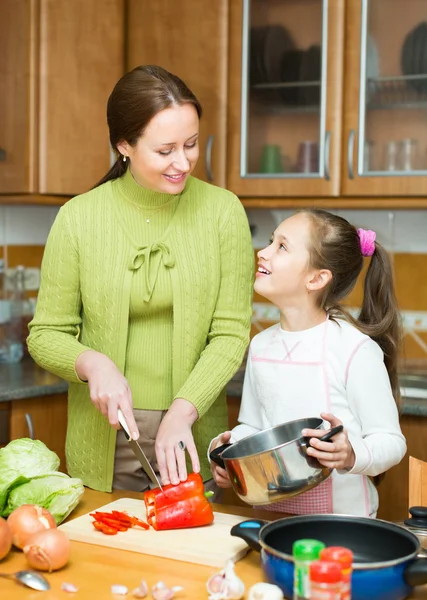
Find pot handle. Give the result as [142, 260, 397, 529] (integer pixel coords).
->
[209, 443, 233, 469]
[317, 424, 344, 443]
[404, 558, 427, 587]
[230, 519, 267, 552]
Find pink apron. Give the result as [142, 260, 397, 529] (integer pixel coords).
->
[251, 319, 333, 514]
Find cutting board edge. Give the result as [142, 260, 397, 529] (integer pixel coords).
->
[61, 527, 250, 568]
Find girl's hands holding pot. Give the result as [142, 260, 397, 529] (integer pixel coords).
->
[209, 432, 232, 488]
[155, 398, 200, 486]
[75, 350, 139, 440]
[302, 413, 355, 471]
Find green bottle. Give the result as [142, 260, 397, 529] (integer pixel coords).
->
[293, 539, 326, 600]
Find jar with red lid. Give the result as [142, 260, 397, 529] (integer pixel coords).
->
[309, 560, 341, 600]
[320, 546, 353, 600]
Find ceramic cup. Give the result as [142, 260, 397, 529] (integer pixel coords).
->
[260, 144, 283, 173]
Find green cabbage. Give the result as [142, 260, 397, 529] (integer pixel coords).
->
[0, 438, 60, 513]
[4, 472, 84, 524]
[0, 438, 83, 523]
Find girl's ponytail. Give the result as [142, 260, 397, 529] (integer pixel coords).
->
[358, 243, 402, 404]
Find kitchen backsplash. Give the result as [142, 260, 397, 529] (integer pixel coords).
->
[2, 204, 427, 363]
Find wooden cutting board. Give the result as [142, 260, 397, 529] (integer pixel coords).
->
[59, 497, 251, 567]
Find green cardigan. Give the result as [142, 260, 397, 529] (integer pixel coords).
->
[27, 174, 254, 491]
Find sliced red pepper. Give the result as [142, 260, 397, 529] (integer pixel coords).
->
[92, 521, 118, 535]
[90, 510, 149, 534]
[143, 472, 214, 531]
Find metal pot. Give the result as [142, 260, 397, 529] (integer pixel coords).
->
[209, 417, 342, 506]
[230, 515, 427, 600]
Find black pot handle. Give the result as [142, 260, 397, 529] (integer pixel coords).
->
[209, 443, 233, 469]
[230, 519, 267, 552]
[404, 558, 427, 587]
[299, 425, 344, 468]
[317, 424, 344, 443]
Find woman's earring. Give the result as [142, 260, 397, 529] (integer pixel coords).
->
[122, 155, 126, 162]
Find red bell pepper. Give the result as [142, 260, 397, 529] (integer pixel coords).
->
[143, 472, 214, 531]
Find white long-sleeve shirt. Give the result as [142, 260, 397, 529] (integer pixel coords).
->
[214, 318, 406, 517]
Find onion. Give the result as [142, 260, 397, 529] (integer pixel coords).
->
[7, 504, 56, 549]
[23, 529, 70, 572]
[0, 516, 12, 560]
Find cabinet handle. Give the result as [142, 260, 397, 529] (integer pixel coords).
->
[347, 129, 356, 180]
[25, 413, 34, 440]
[0, 148, 6, 162]
[205, 134, 214, 182]
[324, 131, 331, 181]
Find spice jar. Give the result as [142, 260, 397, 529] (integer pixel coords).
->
[320, 546, 353, 600]
[293, 539, 326, 600]
[309, 560, 342, 600]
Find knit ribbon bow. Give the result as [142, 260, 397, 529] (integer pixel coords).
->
[129, 242, 175, 302]
[357, 228, 376, 257]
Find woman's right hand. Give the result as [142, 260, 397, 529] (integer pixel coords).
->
[210, 431, 232, 488]
[75, 350, 139, 440]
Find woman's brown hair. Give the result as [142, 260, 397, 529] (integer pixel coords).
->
[300, 209, 402, 406]
[93, 65, 202, 188]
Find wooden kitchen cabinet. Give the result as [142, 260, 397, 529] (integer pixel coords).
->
[377, 414, 427, 523]
[227, 0, 345, 198]
[9, 393, 68, 472]
[0, 0, 124, 200]
[126, 0, 229, 188]
[227, 0, 427, 202]
[342, 0, 427, 197]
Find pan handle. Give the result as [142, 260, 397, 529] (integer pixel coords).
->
[404, 558, 427, 587]
[209, 443, 233, 469]
[230, 519, 267, 552]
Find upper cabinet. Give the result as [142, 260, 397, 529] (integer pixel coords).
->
[227, 0, 427, 200]
[3, 0, 427, 205]
[342, 0, 427, 197]
[227, 0, 345, 198]
[126, 0, 229, 189]
[0, 0, 124, 199]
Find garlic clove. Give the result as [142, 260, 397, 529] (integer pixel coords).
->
[132, 579, 148, 598]
[247, 582, 284, 600]
[151, 581, 183, 600]
[111, 584, 129, 595]
[61, 582, 79, 593]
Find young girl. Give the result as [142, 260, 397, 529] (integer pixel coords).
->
[210, 209, 406, 517]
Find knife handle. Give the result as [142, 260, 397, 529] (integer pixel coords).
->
[117, 409, 131, 440]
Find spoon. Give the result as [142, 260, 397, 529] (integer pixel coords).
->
[0, 569, 50, 591]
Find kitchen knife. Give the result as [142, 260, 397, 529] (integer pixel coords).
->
[117, 409, 163, 490]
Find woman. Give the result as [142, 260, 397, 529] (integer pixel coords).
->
[28, 65, 254, 493]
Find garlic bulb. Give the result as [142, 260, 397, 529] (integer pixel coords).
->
[206, 560, 245, 600]
[247, 582, 284, 600]
[151, 581, 183, 600]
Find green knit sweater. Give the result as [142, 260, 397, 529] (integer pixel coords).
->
[27, 171, 254, 491]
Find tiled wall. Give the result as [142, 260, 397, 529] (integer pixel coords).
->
[2, 204, 427, 364]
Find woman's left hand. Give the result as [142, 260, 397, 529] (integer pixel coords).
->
[301, 413, 355, 471]
[155, 398, 200, 486]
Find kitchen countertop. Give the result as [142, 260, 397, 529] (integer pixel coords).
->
[2, 488, 427, 599]
[3, 357, 427, 418]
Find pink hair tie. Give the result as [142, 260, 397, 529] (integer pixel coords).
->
[357, 228, 376, 257]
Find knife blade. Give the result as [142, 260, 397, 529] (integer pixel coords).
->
[117, 409, 163, 491]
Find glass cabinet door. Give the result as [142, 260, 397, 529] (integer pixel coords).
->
[343, 0, 427, 196]
[227, 0, 344, 197]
